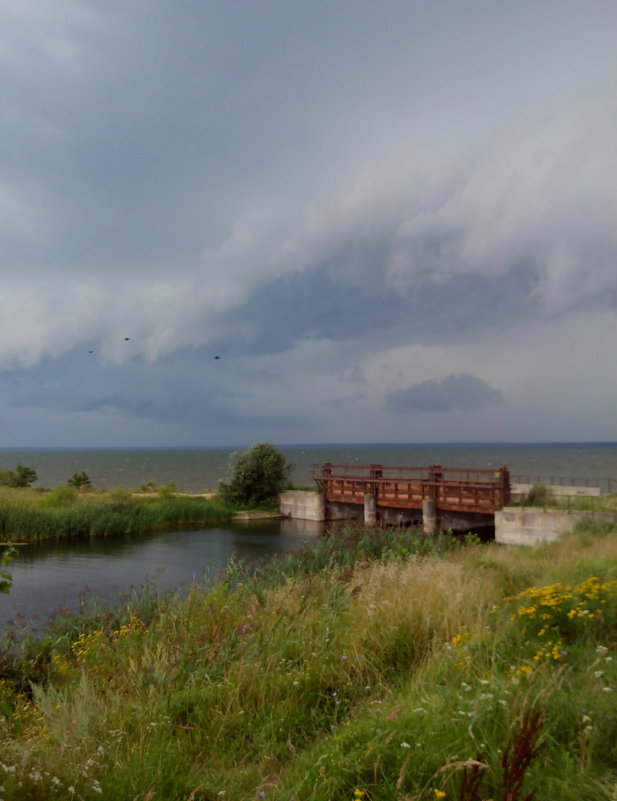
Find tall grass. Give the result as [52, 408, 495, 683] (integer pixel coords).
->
[0, 488, 232, 542]
[0, 521, 617, 799]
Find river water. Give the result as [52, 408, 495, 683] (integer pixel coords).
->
[0, 443, 615, 633]
[2, 518, 323, 634]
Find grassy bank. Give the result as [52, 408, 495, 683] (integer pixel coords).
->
[516, 482, 617, 513]
[0, 486, 233, 542]
[0, 519, 617, 799]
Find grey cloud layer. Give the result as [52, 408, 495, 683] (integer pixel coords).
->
[387, 374, 504, 415]
[1, 1, 616, 444]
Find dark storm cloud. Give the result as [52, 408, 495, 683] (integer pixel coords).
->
[387, 374, 504, 415]
[2, 348, 308, 441]
[222, 259, 539, 357]
[1, 1, 616, 444]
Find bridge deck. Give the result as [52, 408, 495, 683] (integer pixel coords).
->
[312, 463, 511, 515]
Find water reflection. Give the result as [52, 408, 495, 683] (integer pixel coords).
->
[1, 519, 324, 633]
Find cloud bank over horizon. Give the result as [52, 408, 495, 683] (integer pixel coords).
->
[1, 1, 616, 446]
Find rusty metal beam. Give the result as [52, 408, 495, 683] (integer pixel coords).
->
[313, 463, 511, 516]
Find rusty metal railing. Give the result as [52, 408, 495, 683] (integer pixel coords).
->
[311, 463, 511, 513]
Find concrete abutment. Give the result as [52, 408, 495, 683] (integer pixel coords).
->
[279, 490, 492, 532]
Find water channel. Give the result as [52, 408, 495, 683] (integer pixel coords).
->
[1, 518, 324, 634]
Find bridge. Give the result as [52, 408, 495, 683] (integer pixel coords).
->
[311, 463, 511, 530]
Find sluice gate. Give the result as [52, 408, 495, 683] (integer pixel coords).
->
[311, 463, 511, 529]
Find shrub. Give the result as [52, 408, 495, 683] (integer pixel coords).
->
[218, 442, 293, 508]
[67, 471, 92, 489]
[523, 482, 554, 507]
[42, 485, 78, 508]
[0, 464, 38, 488]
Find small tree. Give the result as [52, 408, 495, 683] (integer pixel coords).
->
[218, 442, 293, 508]
[68, 471, 92, 490]
[0, 464, 38, 488]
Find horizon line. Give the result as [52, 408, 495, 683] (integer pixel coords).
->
[1, 440, 616, 451]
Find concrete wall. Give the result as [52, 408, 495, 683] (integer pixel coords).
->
[327, 501, 363, 521]
[279, 490, 326, 522]
[495, 507, 615, 546]
[510, 483, 601, 503]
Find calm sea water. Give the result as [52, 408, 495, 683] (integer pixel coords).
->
[0, 442, 616, 493]
[0, 442, 617, 492]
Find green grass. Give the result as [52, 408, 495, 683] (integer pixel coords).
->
[518, 483, 617, 513]
[0, 486, 233, 542]
[1, 521, 617, 799]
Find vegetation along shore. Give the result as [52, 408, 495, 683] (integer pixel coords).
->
[0, 485, 232, 544]
[0, 444, 292, 543]
[1, 445, 617, 798]
[0, 516, 616, 799]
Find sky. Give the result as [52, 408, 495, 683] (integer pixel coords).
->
[1, 0, 616, 447]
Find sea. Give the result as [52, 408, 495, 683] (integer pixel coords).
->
[0, 443, 616, 494]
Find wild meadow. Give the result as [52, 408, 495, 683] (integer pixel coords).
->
[0, 518, 617, 799]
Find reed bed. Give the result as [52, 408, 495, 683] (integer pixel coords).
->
[0, 487, 232, 542]
[0, 520, 617, 799]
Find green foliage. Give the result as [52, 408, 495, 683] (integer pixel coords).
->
[0, 464, 38, 488]
[67, 471, 92, 489]
[0, 494, 232, 542]
[42, 484, 78, 508]
[1, 519, 617, 798]
[523, 482, 554, 507]
[218, 442, 293, 508]
[0, 544, 16, 594]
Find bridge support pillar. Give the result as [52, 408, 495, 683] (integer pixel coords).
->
[422, 499, 438, 533]
[364, 493, 377, 526]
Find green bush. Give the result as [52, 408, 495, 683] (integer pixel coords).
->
[523, 482, 554, 507]
[157, 481, 177, 497]
[218, 442, 293, 508]
[42, 485, 78, 508]
[67, 471, 92, 489]
[0, 464, 38, 488]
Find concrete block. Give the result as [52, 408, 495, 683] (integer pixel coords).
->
[364, 493, 377, 525]
[494, 507, 616, 545]
[279, 490, 326, 521]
